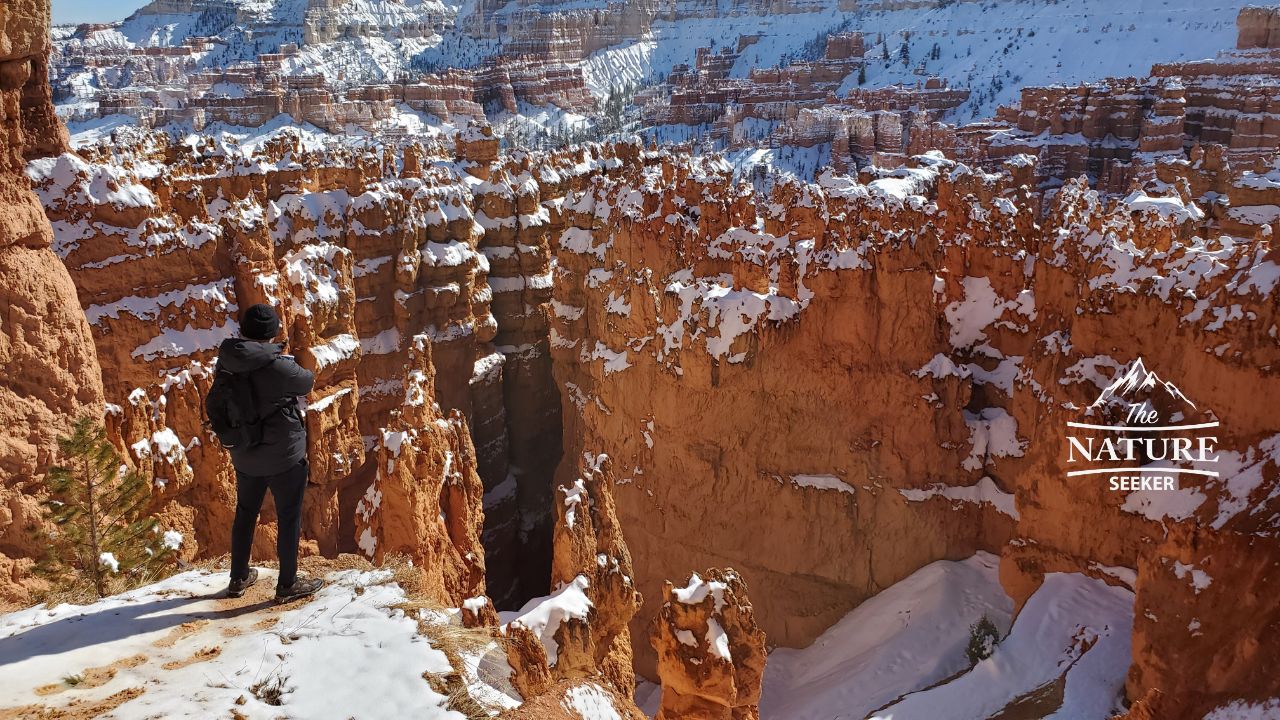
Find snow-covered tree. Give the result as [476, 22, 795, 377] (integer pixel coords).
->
[967, 615, 1000, 664]
[37, 417, 179, 598]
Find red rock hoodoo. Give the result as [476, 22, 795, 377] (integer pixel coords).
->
[20, 120, 616, 608]
[649, 568, 767, 720]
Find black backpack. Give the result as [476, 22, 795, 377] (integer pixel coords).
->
[206, 369, 270, 450]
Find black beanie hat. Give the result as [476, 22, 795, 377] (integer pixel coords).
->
[241, 304, 281, 341]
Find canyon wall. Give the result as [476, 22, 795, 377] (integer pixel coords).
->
[546, 148, 1280, 715]
[0, 0, 105, 604]
[20, 122, 615, 608]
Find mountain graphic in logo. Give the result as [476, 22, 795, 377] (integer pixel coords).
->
[1066, 358, 1221, 488]
[1089, 357, 1197, 411]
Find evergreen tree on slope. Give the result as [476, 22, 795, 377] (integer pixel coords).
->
[38, 417, 177, 598]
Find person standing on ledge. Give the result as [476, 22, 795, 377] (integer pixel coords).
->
[206, 304, 324, 601]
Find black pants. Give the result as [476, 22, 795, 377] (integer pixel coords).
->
[230, 459, 307, 589]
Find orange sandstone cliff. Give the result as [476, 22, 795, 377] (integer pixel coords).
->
[0, 0, 104, 604]
[18, 121, 596, 608]
[5, 4, 1280, 715]
[546, 149, 1280, 716]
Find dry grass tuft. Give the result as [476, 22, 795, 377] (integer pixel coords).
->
[249, 673, 287, 706]
[425, 619, 499, 657]
[369, 553, 510, 720]
[424, 670, 494, 720]
[31, 556, 207, 609]
[298, 552, 376, 576]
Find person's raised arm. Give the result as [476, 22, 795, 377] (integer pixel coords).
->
[273, 353, 315, 397]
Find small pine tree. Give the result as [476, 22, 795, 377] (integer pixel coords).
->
[858, 64, 867, 85]
[967, 615, 1000, 664]
[38, 417, 176, 598]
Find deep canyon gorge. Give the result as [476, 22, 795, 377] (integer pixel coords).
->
[1, 1, 1280, 718]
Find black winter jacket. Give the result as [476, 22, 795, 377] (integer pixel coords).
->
[211, 338, 314, 476]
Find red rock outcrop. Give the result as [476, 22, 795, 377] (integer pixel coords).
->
[0, 0, 105, 605]
[53, 35, 597, 135]
[9, 6, 1280, 712]
[649, 568, 767, 720]
[639, 32, 965, 160]
[637, 31, 972, 163]
[543, 451, 643, 693]
[1237, 6, 1280, 49]
[547, 143, 1280, 717]
[351, 334, 489, 607]
[970, 8, 1280, 218]
[19, 122, 612, 607]
[498, 416, 648, 715]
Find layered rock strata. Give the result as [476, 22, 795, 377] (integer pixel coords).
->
[0, 0, 105, 605]
[22, 122, 623, 607]
[547, 145, 1280, 717]
[637, 32, 968, 161]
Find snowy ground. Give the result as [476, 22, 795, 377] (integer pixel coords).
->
[759, 552, 1015, 720]
[0, 566, 519, 719]
[760, 553, 1133, 720]
[867, 571, 1133, 719]
[628, 553, 1137, 720]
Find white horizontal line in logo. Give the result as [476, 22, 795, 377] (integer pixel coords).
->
[1065, 467, 1220, 478]
[1065, 421, 1220, 433]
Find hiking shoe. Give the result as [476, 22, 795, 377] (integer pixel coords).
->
[226, 568, 259, 598]
[275, 576, 324, 602]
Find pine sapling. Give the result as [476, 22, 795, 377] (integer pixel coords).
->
[38, 416, 178, 598]
[967, 614, 1001, 664]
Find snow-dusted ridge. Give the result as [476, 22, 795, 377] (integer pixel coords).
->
[52, 0, 1258, 142]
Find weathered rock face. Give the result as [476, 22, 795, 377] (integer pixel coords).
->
[650, 569, 767, 720]
[547, 144, 1280, 715]
[0, 0, 105, 605]
[351, 335, 489, 607]
[300, 0, 450, 45]
[1237, 6, 1280, 49]
[9, 5, 1280, 709]
[67, 58, 597, 136]
[545, 451, 643, 694]
[637, 32, 965, 161]
[1124, 523, 1280, 717]
[550, 154, 1019, 673]
[494, 401, 649, 716]
[20, 121, 609, 608]
[973, 10, 1280, 209]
